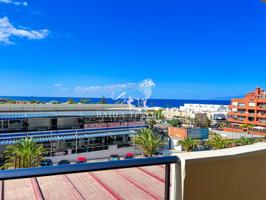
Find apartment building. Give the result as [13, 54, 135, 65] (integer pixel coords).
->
[227, 87, 266, 134]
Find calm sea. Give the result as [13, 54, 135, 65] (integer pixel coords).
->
[0, 96, 230, 108]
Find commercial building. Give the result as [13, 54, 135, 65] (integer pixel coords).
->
[0, 104, 146, 159]
[227, 87, 266, 135]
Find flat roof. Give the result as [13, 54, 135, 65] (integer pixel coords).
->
[0, 165, 165, 200]
[0, 104, 138, 112]
[0, 110, 143, 120]
[0, 126, 145, 144]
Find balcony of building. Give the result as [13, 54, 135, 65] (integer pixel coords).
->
[257, 103, 266, 110]
[228, 112, 248, 117]
[257, 111, 266, 118]
[256, 120, 266, 127]
[257, 97, 266, 103]
[227, 117, 247, 124]
[1, 143, 266, 200]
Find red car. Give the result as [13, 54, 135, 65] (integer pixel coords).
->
[76, 156, 87, 163]
[124, 152, 135, 160]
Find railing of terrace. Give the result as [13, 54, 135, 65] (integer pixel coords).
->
[0, 156, 179, 200]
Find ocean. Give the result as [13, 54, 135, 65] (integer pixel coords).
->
[0, 96, 230, 108]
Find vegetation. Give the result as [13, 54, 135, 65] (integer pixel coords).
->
[67, 98, 75, 104]
[3, 138, 47, 169]
[205, 118, 211, 128]
[240, 124, 255, 129]
[168, 118, 182, 127]
[205, 135, 231, 150]
[178, 137, 200, 152]
[147, 119, 157, 129]
[178, 137, 200, 151]
[79, 98, 91, 104]
[133, 128, 165, 157]
[154, 109, 164, 120]
[147, 109, 165, 120]
[236, 137, 261, 146]
[98, 96, 107, 104]
[30, 100, 43, 104]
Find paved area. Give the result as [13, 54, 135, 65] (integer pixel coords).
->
[1, 165, 166, 200]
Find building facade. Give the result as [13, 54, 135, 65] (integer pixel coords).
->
[163, 104, 228, 120]
[0, 104, 146, 158]
[227, 87, 266, 135]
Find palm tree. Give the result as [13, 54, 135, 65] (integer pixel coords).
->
[98, 96, 107, 104]
[178, 137, 200, 152]
[205, 135, 231, 150]
[154, 109, 164, 120]
[3, 138, 47, 169]
[236, 137, 258, 146]
[147, 119, 157, 129]
[133, 128, 165, 157]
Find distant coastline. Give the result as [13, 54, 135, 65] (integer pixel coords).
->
[0, 96, 230, 108]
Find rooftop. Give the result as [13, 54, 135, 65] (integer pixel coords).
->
[0, 104, 138, 113]
[0, 110, 143, 120]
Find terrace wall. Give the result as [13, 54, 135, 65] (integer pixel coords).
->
[223, 127, 244, 133]
[171, 143, 266, 200]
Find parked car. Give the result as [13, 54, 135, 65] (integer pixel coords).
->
[58, 160, 71, 166]
[110, 154, 120, 161]
[124, 152, 135, 160]
[40, 159, 53, 167]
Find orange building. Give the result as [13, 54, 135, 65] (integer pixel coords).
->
[226, 87, 266, 135]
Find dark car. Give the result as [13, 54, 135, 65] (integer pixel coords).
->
[58, 160, 71, 166]
[40, 159, 53, 167]
[110, 154, 120, 161]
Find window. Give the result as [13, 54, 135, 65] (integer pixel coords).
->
[232, 102, 238, 106]
[239, 103, 245, 107]
[3, 121, 8, 129]
[248, 102, 256, 107]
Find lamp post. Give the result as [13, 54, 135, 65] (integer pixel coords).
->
[76, 129, 78, 154]
[50, 131, 53, 157]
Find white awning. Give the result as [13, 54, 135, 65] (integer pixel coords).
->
[253, 126, 266, 130]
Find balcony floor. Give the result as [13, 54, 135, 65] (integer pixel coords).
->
[1, 165, 166, 200]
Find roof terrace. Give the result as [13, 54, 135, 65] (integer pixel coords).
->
[1, 143, 266, 200]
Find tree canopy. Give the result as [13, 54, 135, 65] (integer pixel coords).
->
[133, 128, 165, 157]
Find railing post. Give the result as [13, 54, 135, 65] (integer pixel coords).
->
[165, 163, 171, 200]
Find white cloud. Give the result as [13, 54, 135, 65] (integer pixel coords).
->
[52, 79, 155, 99]
[74, 83, 137, 93]
[74, 86, 102, 93]
[0, 0, 28, 6]
[53, 83, 69, 92]
[53, 83, 63, 88]
[0, 17, 49, 44]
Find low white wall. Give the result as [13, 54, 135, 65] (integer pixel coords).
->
[170, 143, 266, 200]
[47, 147, 142, 163]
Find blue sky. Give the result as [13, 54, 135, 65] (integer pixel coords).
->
[0, 0, 266, 99]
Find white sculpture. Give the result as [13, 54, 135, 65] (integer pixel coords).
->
[111, 79, 155, 108]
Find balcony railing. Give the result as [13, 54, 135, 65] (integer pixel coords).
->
[0, 156, 179, 200]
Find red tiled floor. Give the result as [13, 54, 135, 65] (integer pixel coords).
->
[2, 166, 165, 200]
[5, 178, 37, 200]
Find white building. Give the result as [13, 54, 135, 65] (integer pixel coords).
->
[163, 104, 229, 120]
